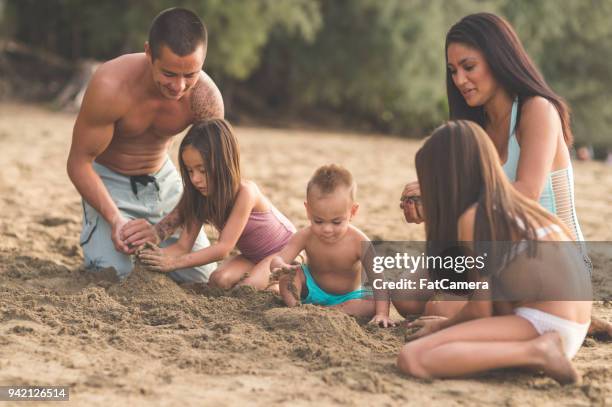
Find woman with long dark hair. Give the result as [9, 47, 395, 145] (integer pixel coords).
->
[402, 12, 583, 242]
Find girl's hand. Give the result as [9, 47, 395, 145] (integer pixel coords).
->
[369, 314, 397, 328]
[137, 245, 179, 273]
[404, 315, 448, 341]
[399, 181, 423, 224]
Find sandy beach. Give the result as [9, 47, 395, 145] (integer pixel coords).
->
[0, 102, 610, 406]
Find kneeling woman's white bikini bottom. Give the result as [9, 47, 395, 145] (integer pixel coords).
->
[514, 307, 589, 359]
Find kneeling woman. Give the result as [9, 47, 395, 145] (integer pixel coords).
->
[397, 121, 591, 384]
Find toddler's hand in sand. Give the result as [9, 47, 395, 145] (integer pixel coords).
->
[369, 314, 396, 328]
[404, 315, 447, 341]
[120, 219, 160, 254]
[399, 181, 423, 224]
[136, 243, 178, 273]
[269, 263, 301, 284]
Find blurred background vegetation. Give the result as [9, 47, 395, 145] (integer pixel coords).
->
[1, 0, 611, 150]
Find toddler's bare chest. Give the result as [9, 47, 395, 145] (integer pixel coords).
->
[308, 245, 359, 274]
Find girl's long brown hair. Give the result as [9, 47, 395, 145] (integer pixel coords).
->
[177, 119, 241, 231]
[415, 120, 568, 244]
[446, 13, 573, 147]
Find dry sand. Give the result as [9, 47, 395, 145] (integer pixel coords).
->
[0, 103, 610, 406]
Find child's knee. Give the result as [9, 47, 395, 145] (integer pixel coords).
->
[393, 299, 426, 318]
[397, 343, 430, 379]
[208, 270, 235, 289]
[424, 300, 465, 318]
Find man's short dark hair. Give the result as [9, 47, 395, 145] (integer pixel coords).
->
[148, 8, 207, 60]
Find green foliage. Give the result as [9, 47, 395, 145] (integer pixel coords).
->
[539, 0, 612, 146]
[4, 0, 612, 146]
[497, 0, 612, 146]
[255, 0, 504, 133]
[3, 0, 320, 79]
[193, 0, 321, 80]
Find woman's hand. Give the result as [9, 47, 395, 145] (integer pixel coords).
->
[399, 181, 424, 224]
[404, 315, 448, 341]
[369, 314, 397, 328]
[137, 244, 180, 273]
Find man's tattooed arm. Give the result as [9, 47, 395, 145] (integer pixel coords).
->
[190, 72, 225, 122]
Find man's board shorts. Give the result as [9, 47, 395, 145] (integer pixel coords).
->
[80, 158, 216, 283]
[301, 264, 372, 306]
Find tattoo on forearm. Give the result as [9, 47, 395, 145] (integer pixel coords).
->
[155, 208, 183, 242]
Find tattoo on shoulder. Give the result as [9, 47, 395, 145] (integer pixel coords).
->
[190, 77, 224, 122]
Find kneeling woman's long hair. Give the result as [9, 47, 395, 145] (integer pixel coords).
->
[415, 120, 568, 244]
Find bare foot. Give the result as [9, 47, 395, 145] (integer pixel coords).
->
[587, 316, 612, 340]
[533, 332, 580, 385]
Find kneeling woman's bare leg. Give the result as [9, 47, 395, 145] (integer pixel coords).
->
[397, 316, 579, 384]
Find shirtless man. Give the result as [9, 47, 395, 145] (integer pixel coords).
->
[67, 8, 223, 282]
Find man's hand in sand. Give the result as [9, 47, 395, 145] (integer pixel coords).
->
[369, 314, 397, 328]
[137, 244, 179, 273]
[111, 215, 131, 254]
[120, 219, 160, 254]
[399, 181, 423, 224]
[404, 315, 447, 341]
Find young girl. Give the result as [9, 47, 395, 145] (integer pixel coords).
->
[137, 119, 296, 290]
[397, 121, 591, 384]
